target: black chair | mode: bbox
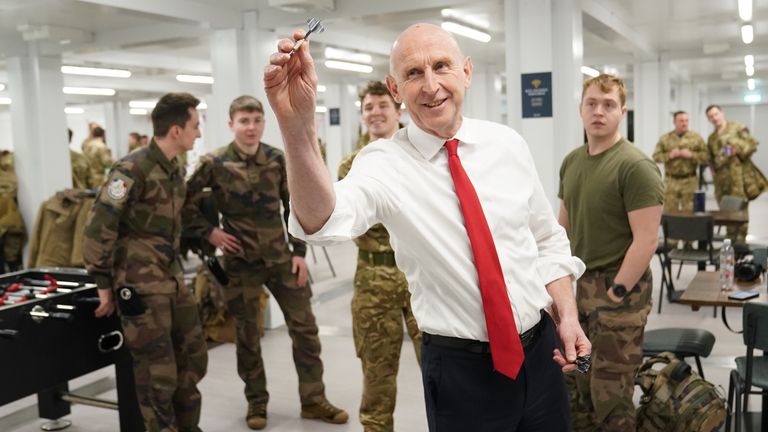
[714,195,748,244]
[726,302,768,432]
[661,214,718,285]
[642,328,715,378]
[655,237,676,313]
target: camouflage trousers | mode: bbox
[222,257,325,406]
[662,175,697,213]
[567,269,652,432]
[118,282,208,432]
[351,259,421,432]
[714,168,749,241]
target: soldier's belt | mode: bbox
[358,249,397,267]
[667,173,697,179]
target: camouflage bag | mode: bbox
[635,352,727,432]
[742,159,768,201]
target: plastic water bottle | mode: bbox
[720,238,735,291]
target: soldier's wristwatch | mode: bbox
[610,283,628,298]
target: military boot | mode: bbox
[246,402,267,430]
[300,397,349,424]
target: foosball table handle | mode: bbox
[0,329,19,339]
[98,330,124,353]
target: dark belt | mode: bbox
[422,315,543,354]
[667,173,697,179]
[358,250,397,267]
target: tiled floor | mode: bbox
[2,190,767,431]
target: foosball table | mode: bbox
[0,268,142,431]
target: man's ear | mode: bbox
[385,75,403,103]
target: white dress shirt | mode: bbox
[289,117,585,340]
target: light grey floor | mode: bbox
[3,190,767,431]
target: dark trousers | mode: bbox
[421,313,570,432]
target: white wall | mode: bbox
[0,109,12,151]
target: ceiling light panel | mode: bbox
[61,65,131,78]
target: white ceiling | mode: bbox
[0,0,764,104]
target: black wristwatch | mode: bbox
[610,283,628,298]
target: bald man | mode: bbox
[264,23,591,431]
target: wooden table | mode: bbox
[678,271,766,332]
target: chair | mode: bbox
[726,303,768,432]
[714,195,748,243]
[642,328,715,378]
[661,214,718,285]
[308,245,337,278]
[655,237,676,313]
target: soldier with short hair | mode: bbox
[183,95,348,430]
[82,125,113,186]
[559,74,663,431]
[652,111,708,212]
[705,104,764,241]
[83,92,208,432]
[338,81,420,432]
[68,128,95,189]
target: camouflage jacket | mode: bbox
[82,138,113,186]
[707,121,759,170]
[652,130,708,177]
[0,151,17,197]
[70,150,96,189]
[183,141,306,264]
[338,133,394,253]
[83,140,185,295]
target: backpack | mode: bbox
[635,352,727,432]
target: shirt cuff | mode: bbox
[536,256,586,287]
[91,273,114,291]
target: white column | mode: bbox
[209,12,278,152]
[318,81,358,180]
[504,0,582,206]
[8,51,71,246]
[634,59,670,156]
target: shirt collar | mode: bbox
[228,141,268,165]
[407,117,476,160]
[148,139,178,174]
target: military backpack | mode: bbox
[635,351,727,432]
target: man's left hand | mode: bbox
[292,256,309,288]
[552,317,591,373]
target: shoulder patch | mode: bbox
[106,171,134,202]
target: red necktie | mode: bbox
[444,138,524,379]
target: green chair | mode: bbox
[726,302,768,432]
[642,328,715,378]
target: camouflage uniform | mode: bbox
[338,133,422,432]
[70,150,96,189]
[652,130,708,212]
[183,141,331,408]
[707,121,758,241]
[567,270,652,431]
[83,140,208,432]
[0,151,25,271]
[82,138,113,186]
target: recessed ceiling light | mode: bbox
[746,65,755,76]
[441,21,491,43]
[129,100,157,109]
[176,74,214,84]
[62,86,116,96]
[747,78,756,90]
[317,84,327,92]
[0,97,11,105]
[197,101,207,110]
[581,66,600,77]
[744,93,761,103]
[324,47,372,64]
[316,106,328,113]
[324,60,373,74]
[64,107,85,114]
[0,83,6,92]
[745,55,755,67]
[61,65,131,78]
[741,24,754,44]
[130,108,148,115]
[739,0,753,21]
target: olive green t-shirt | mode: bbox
[558,138,663,272]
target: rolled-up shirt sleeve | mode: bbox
[288,144,401,245]
[526,154,585,285]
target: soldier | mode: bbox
[68,128,95,189]
[83,93,208,432]
[338,81,420,432]
[559,74,663,431]
[128,131,144,153]
[183,95,348,430]
[705,104,761,241]
[652,111,708,212]
[82,126,113,186]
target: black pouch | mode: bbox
[206,256,229,286]
[116,286,146,316]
